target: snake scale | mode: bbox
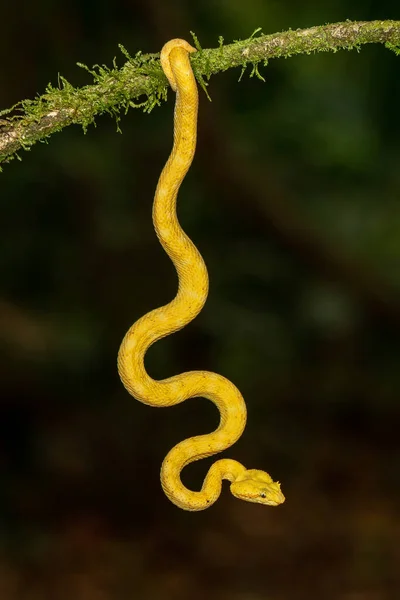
[118,39,285,511]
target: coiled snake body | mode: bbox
[118,39,285,511]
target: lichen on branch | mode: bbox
[0,19,399,167]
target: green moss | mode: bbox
[385,41,400,55]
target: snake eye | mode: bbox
[260,493,266,498]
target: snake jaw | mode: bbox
[230,469,285,506]
[254,482,285,506]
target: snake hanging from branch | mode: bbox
[118,38,285,511]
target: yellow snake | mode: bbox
[118,39,285,511]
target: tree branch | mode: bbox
[0,19,399,166]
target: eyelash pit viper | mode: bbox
[117,38,285,511]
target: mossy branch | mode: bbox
[1,19,399,167]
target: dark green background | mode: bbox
[1,1,400,599]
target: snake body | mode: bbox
[118,39,285,511]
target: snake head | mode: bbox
[230,469,285,506]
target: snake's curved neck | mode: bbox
[162,457,246,511]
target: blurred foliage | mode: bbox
[1,0,400,599]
